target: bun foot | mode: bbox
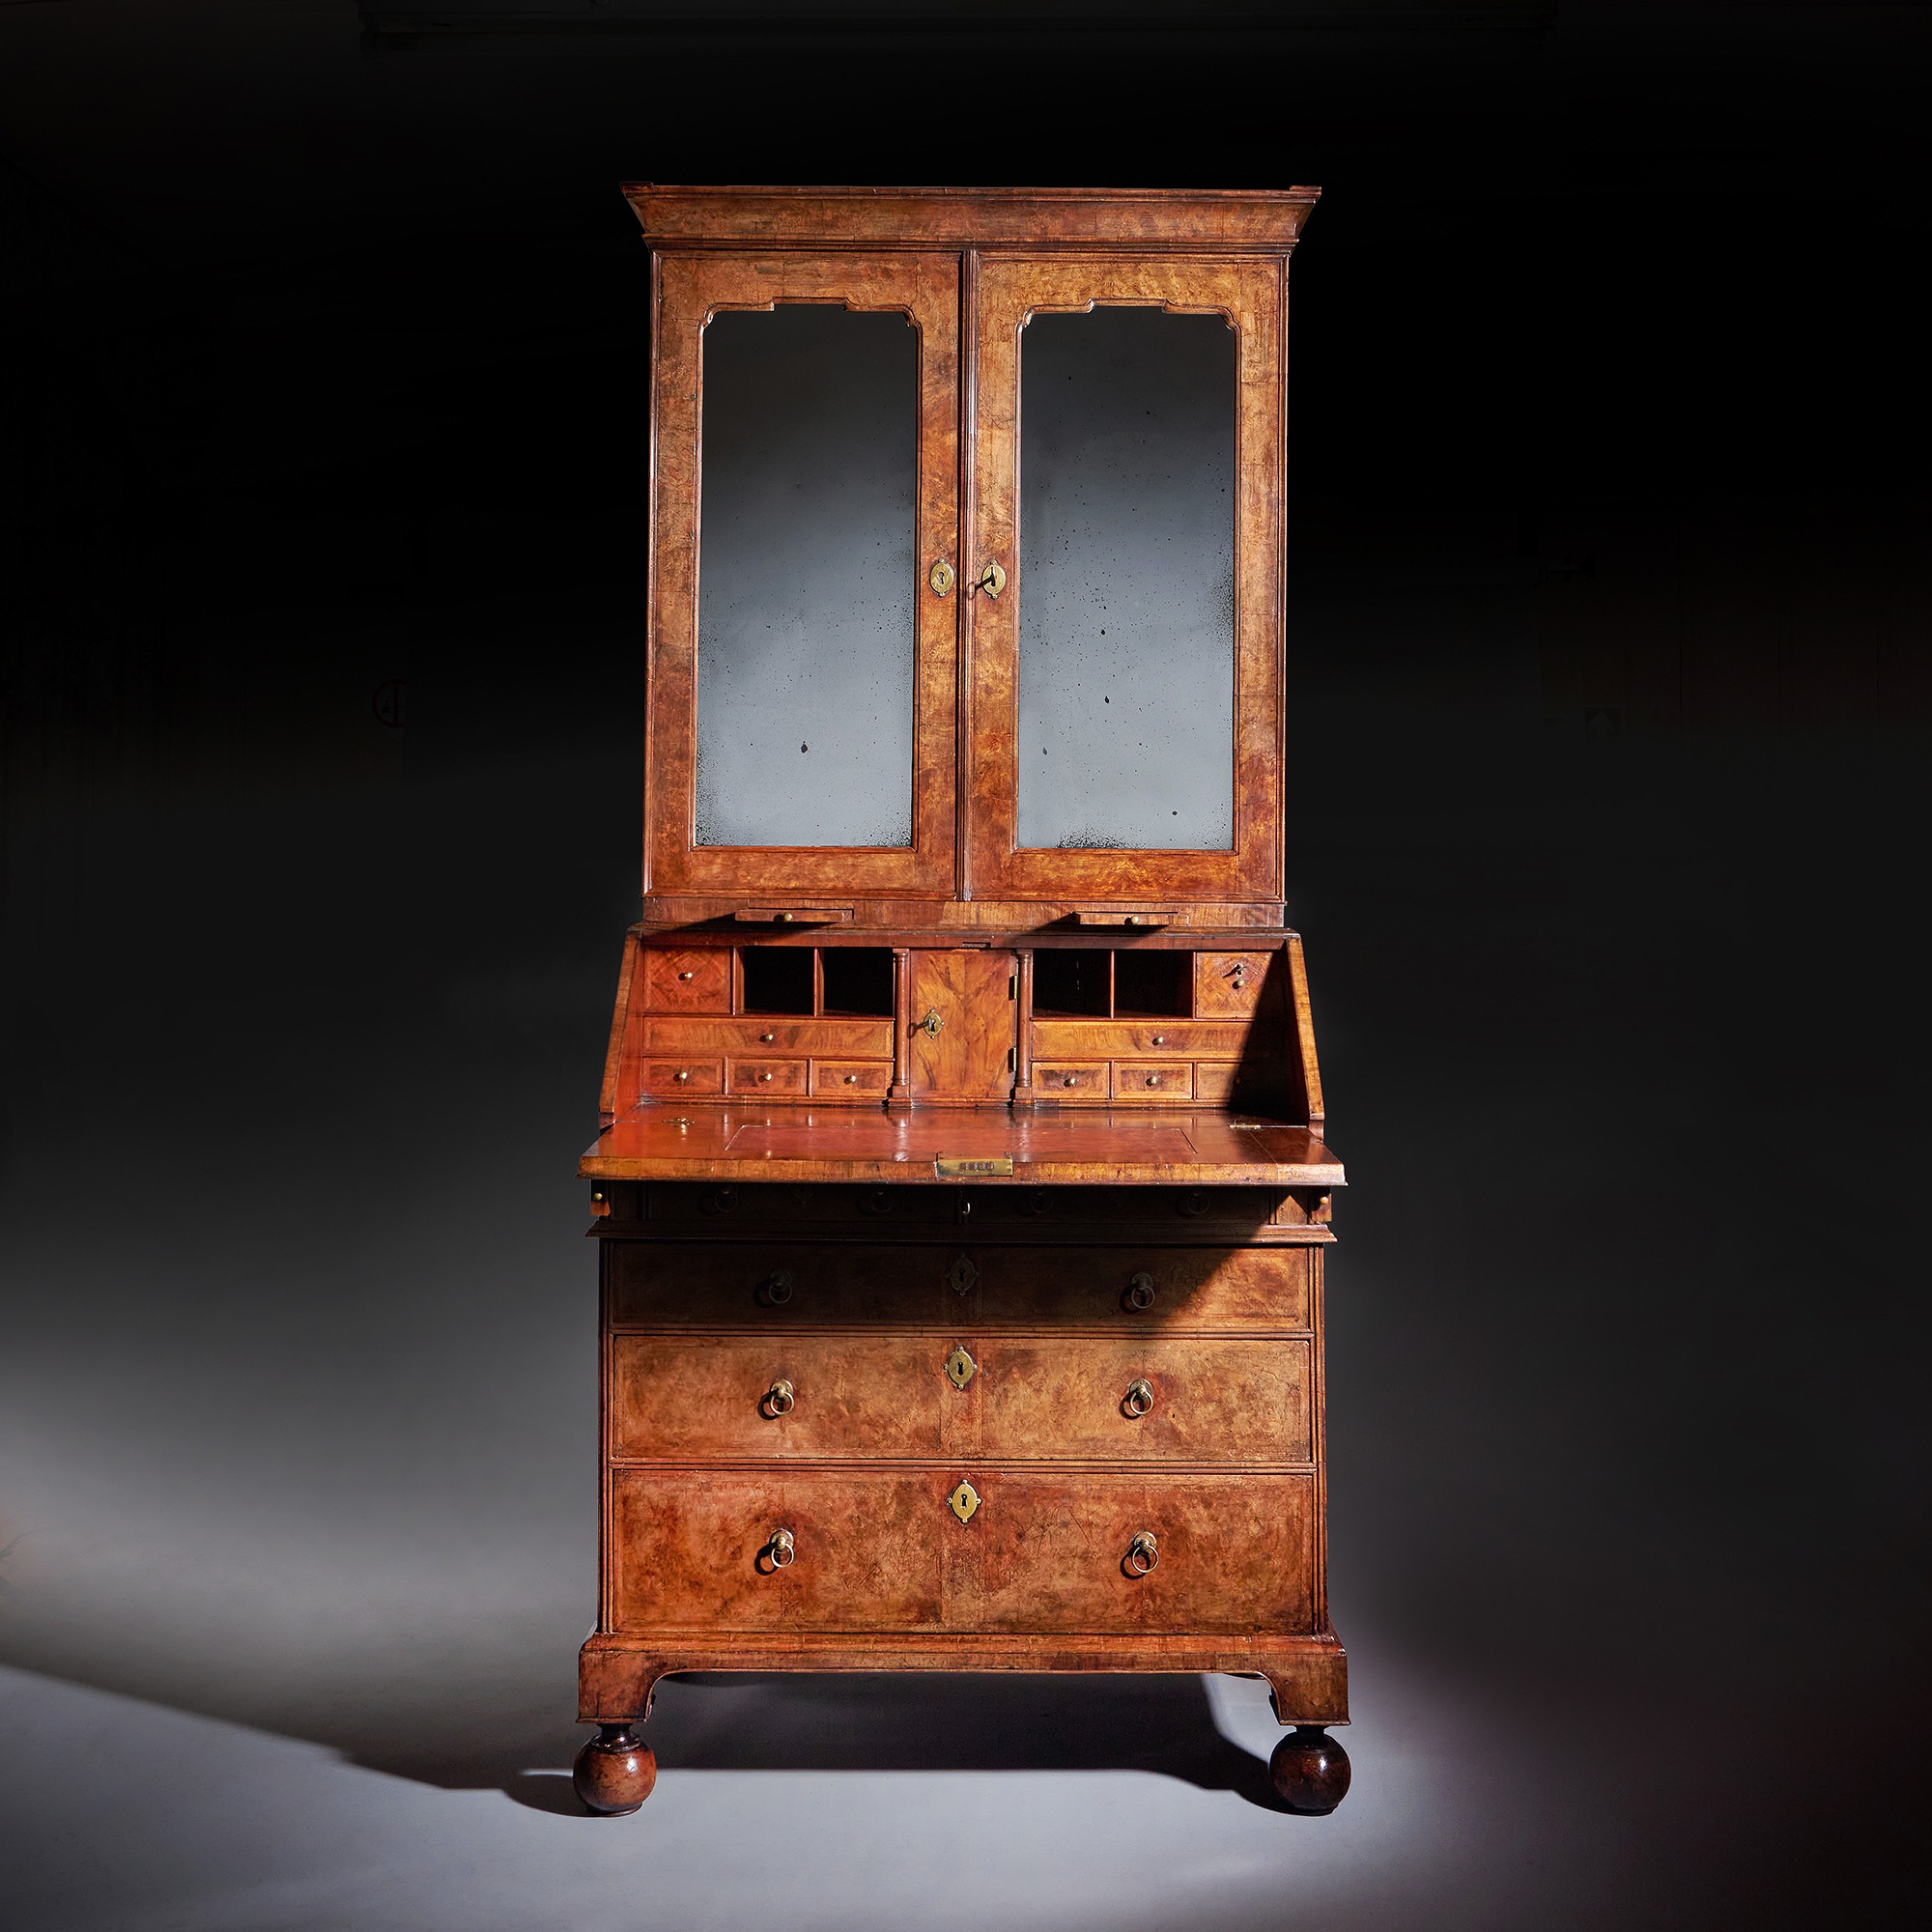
[574,1723,657,1815]
[1269,1725,1351,1814]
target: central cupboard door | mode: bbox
[646,252,961,898]
[965,258,1287,906]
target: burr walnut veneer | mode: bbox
[574,185,1350,1817]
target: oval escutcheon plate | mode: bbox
[948,1480,981,1523]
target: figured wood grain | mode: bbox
[624,185,1320,254]
[907,951,1017,1101]
[966,257,1285,906]
[647,252,959,901]
[582,1108,1345,1187]
[580,1629,1349,1727]
[610,1333,1309,1464]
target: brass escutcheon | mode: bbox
[972,560,1007,599]
[928,559,955,597]
[948,1253,980,1296]
[949,1480,980,1523]
[944,1345,979,1389]
[916,1008,945,1037]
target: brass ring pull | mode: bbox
[761,1268,794,1306]
[764,1378,795,1417]
[768,1527,795,1569]
[1125,1530,1159,1576]
[1124,1270,1156,1312]
[1123,1378,1154,1418]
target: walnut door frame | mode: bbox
[964,257,1287,907]
[644,251,961,900]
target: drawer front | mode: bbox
[974,1337,1309,1463]
[1115,1060,1194,1099]
[954,1472,1314,1634]
[645,1184,960,1227]
[1030,1021,1261,1059]
[610,1240,952,1326]
[611,1333,1309,1463]
[726,1057,810,1096]
[644,1017,894,1057]
[1035,1061,1109,1100]
[639,1057,724,1097]
[812,1059,892,1095]
[608,1242,1310,1331]
[611,1469,946,1633]
[642,947,731,1012]
[612,1335,945,1459]
[610,1469,1312,1634]
[965,1244,1310,1328]
[1193,952,1274,1020]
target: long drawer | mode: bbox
[610,1468,1315,1635]
[611,1334,1311,1463]
[607,1242,1310,1330]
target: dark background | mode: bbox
[3,4,1928,1925]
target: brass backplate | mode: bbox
[947,1253,980,1295]
[944,1345,979,1389]
[948,1480,980,1523]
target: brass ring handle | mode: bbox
[1124,1270,1156,1312]
[1125,1530,1159,1576]
[1123,1378,1154,1418]
[768,1527,795,1569]
[762,1268,794,1305]
[764,1378,795,1416]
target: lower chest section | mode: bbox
[600,1208,1324,1640]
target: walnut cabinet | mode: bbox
[574,186,1350,1818]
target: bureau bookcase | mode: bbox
[573,186,1350,1815]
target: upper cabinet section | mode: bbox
[625,187,1319,923]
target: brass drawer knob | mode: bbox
[763,1378,795,1417]
[673,1069,691,1083]
[1063,1072,1078,1088]
[843,1072,859,1085]
[758,1070,774,1083]
[759,1031,776,1043]
[1124,1271,1156,1312]
[768,1527,796,1569]
[1123,1378,1154,1418]
[1145,1073,1160,1088]
[1151,1034,1166,1046]
[1125,1530,1159,1576]
[678,970,695,981]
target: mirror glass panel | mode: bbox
[696,305,917,846]
[1016,306,1237,850]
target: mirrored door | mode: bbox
[647,253,960,898]
[966,259,1285,904]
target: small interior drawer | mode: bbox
[726,1057,810,1096]
[812,1060,892,1095]
[1035,1062,1109,1099]
[642,947,731,1012]
[1115,1061,1194,1098]
[639,1057,724,1097]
